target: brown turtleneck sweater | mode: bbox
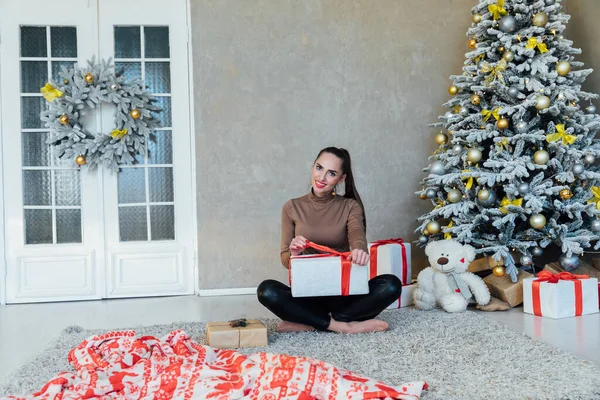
[280,190,367,268]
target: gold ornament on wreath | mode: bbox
[39,57,162,170]
[559,189,573,200]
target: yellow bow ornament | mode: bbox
[526,37,548,53]
[546,124,576,145]
[500,197,523,214]
[462,170,474,190]
[488,0,508,20]
[40,83,64,102]
[587,186,600,210]
[496,137,510,152]
[482,108,501,123]
[444,221,454,240]
[110,128,128,140]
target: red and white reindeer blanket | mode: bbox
[1,330,427,400]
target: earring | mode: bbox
[332,186,337,196]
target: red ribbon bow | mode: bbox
[290,241,353,296]
[369,238,408,283]
[532,271,589,317]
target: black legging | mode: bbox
[257,274,402,331]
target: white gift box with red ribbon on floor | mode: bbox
[368,238,413,309]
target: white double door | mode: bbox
[0,0,196,303]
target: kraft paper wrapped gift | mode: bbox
[385,284,415,309]
[483,270,533,307]
[206,319,267,349]
[544,261,600,279]
[368,238,411,284]
[289,241,369,297]
[523,271,599,319]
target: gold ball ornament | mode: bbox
[467,148,483,163]
[533,149,550,165]
[426,221,441,235]
[75,155,86,166]
[468,38,477,49]
[502,51,515,62]
[530,214,547,230]
[535,95,551,110]
[478,189,490,201]
[419,192,428,200]
[130,109,141,119]
[59,115,69,125]
[533,12,549,27]
[492,265,506,277]
[496,118,509,130]
[472,13,482,23]
[435,132,449,145]
[560,189,573,200]
[63,79,69,84]
[471,94,481,105]
[448,85,459,95]
[84,73,94,84]
[556,61,571,77]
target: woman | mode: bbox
[257,147,402,334]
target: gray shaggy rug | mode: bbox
[1,308,599,399]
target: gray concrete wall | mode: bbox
[190,0,600,289]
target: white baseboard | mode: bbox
[197,287,257,297]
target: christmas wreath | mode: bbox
[40,58,161,170]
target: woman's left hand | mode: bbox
[348,249,369,266]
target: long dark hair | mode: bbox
[315,147,366,230]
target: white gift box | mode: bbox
[386,284,415,309]
[289,254,369,298]
[523,276,599,319]
[368,239,412,284]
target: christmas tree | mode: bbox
[416,0,600,281]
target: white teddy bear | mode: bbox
[413,239,491,313]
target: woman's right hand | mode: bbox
[289,236,308,256]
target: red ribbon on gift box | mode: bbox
[532,270,589,317]
[369,238,408,283]
[290,241,353,296]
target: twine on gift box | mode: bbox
[229,318,248,328]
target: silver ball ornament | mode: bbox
[516,121,528,133]
[499,15,517,33]
[533,150,550,165]
[591,219,600,232]
[453,144,463,154]
[535,95,551,110]
[584,154,595,165]
[544,0,556,5]
[430,161,446,175]
[444,111,454,119]
[459,106,469,117]
[520,255,533,266]
[586,104,597,114]
[419,235,429,245]
[467,148,483,163]
[447,189,462,203]
[426,188,437,199]
[532,247,544,257]
[529,214,547,229]
[559,254,581,271]
[478,190,497,207]
[572,163,585,176]
[508,86,520,99]
[518,183,530,195]
[109,83,119,91]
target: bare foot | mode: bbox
[276,321,315,332]
[327,318,389,334]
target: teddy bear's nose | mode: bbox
[437,257,449,265]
